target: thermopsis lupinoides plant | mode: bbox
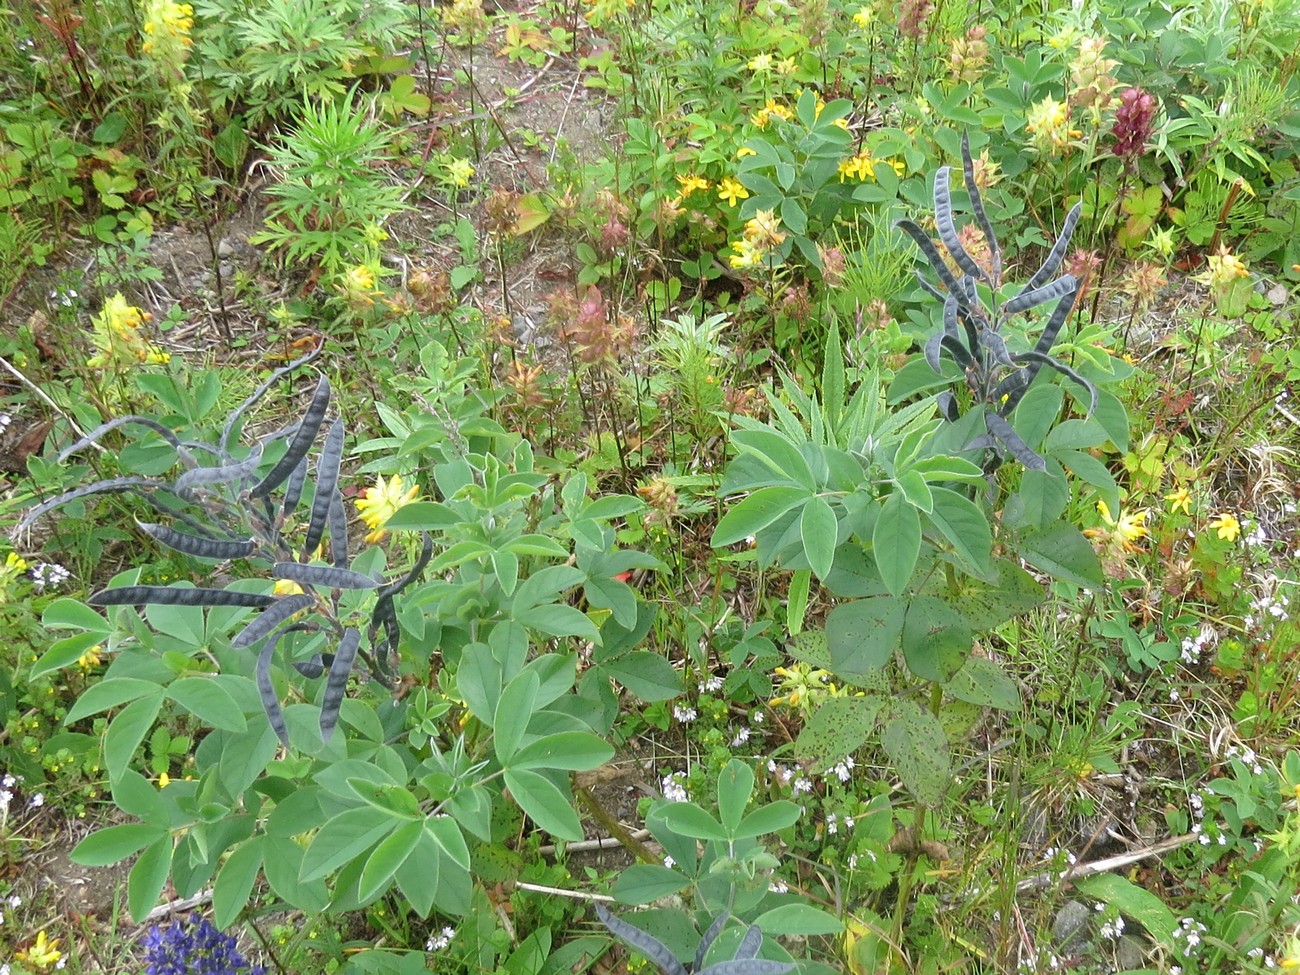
[595,905,794,975]
[16,341,429,747]
[895,132,1096,472]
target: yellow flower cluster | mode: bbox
[729,209,785,269]
[356,474,420,543]
[750,99,794,129]
[335,263,385,310]
[141,0,194,79]
[1,551,28,598]
[717,176,748,208]
[86,293,170,370]
[16,931,62,970]
[838,152,875,182]
[1025,96,1080,155]
[675,172,711,199]
[1203,245,1249,289]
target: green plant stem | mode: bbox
[576,785,660,863]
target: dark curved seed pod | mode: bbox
[272,562,379,590]
[327,489,348,568]
[1003,273,1076,315]
[174,445,264,500]
[1028,282,1079,358]
[985,412,1047,471]
[962,131,1002,286]
[256,631,291,749]
[978,327,1016,370]
[301,419,344,561]
[696,912,731,971]
[232,593,315,650]
[936,391,959,423]
[138,521,256,560]
[220,340,324,458]
[895,219,969,305]
[250,374,331,499]
[281,455,310,520]
[1019,202,1082,295]
[89,585,275,608]
[934,166,987,283]
[732,924,762,961]
[377,532,433,600]
[16,476,165,535]
[914,271,946,304]
[319,627,360,743]
[696,960,794,975]
[594,905,687,975]
[57,416,198,469]
[1012,351,1099,416]
[293,655,326,679]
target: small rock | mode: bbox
[1051,898,1093,952]
[1116,933,1145,970]
[1267,283,1288,306]
[217,237,236,259]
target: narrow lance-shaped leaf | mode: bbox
[327,489,348,569]
[594,905,688,975]
[273,562,379,590]
[250,374,331,498]
[985,412,1047,471]
[1016,203,1082,295]
[895,219,970,305]
[933,166,987,282]
[89,586,275,608]
[301,419,344,561]
[220,339,323,458]
[232,593,315,650]
[256,630,291,748]
[57,416,198,469]
[137,521,255,561]
[696,912,731,972]
[16,476,166,534]
[174,445,264,499]
[320,627,360,743]
[962,131,1002,284]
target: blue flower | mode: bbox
[141,913,266,975]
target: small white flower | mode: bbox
[768,879,788,893]
[730,727,750,747]
[28,793,44,808]
[663,855,675,869]
[672,704,698,724]
[826,813,838,835]
[792,777,813,795]
[1,774,14,788]
[661,772,688,802]
[698,675,725,694]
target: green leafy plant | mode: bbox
[251,93,410,277]
[597,904,794,975]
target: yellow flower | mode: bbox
[851,4,873,28]
[775,56,798,75]
[1025,96,1078,154]
[770,662,833,714]
[717,176,749,207]
[1208,512,1241,542]
[86,293,169,370]
[736,146,757,158]
[141,0,194,67]
[750,99,793,128]
[1203,245,1249,289]
[356,474,421,543]
[78,644,104,670]
[1086,500,1148,549]
[158,772,171,788]
[335,263,384,310]
[744,209,785,248]
[675,172,711,198]
[838,152,874,182]
[443,157,475,189]
[729,238,764,269]
[1164,486,1192,515]
[747,53,773,73]
[16,931,62,970]
[273,579,305,597]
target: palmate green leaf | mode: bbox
[513,603,601,642]
[509,731,613,771]
[111,770,169,826]
[504,768,583,840]
[800,497,838,581]
[394,827,441,918]
[300,806,398,883]
[359,821,423,903]
[794,696,883,773]
[712,486,812,547]
[730,429,816,490]
[166,677,247,732]
[901,596,971,683]
[753,904,844,936]
[880,699,950,806]
[873,493,920,596]
[606,651,683,701]
[71,823,168,866]
[42,597,113,633]
[612,864,690,905]
[734,800,801,839]
[105,693,164,783]
[717,759,755,834]
[427,815,471,871]
[945,657,1020,711]
[660,801,730,842]
[129,835,174,921]
[214,838,264,929]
